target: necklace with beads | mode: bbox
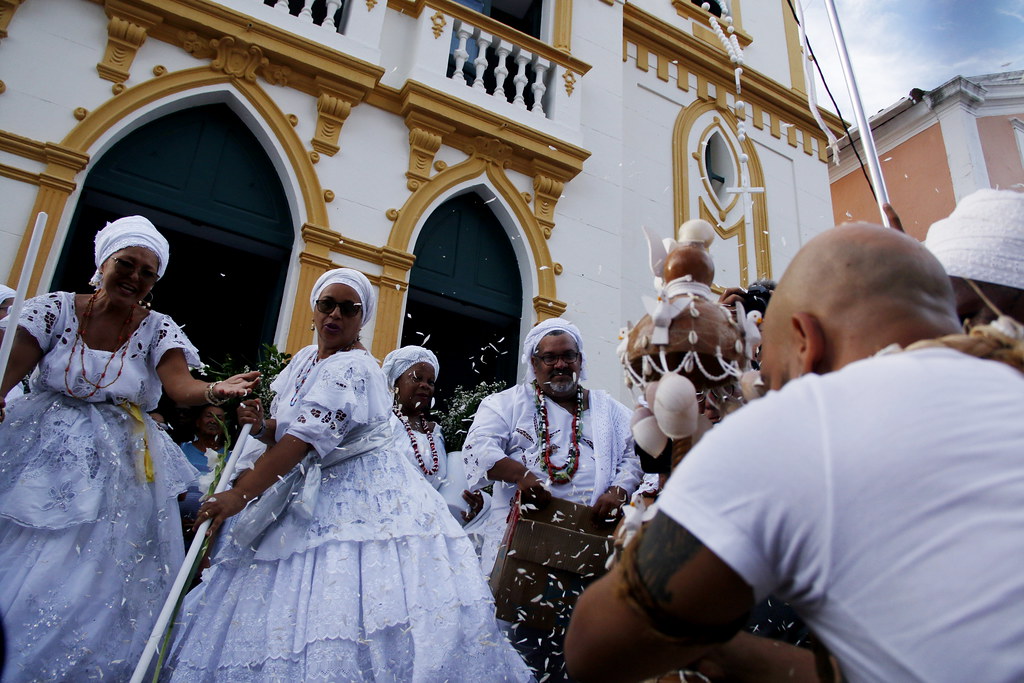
[289,352,321,406]
[532,380,584,484]
[394,407,440,475]
[64,292,136,399]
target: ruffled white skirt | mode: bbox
[0,390,197,681]
[165,446,534,682]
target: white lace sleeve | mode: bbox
[285,357,371,458]
[149,314,201,369]
[2,292,67,353]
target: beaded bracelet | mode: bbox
[205,381,229,406]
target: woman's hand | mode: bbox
[215,371,260,399]
[193,488,251,536]
[238,398,264,430]
[461,490,485,523]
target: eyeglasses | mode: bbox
[111,257,160,284]
[533,351,581,366]
[315,299,363,317]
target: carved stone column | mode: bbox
[404,113,453,191]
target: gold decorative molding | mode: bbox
[553,262,563,275]
[74,107,89,121]
[287,114,298,127]
[552,0,572,52]
[430,11,446,38]
[112,83,126,95]
[310,150,320,163]
[470,136,514,167]
[96,1,163,84]
[0,80,5,94]
[152,65,167,76]
[624,3,844,141]
[0,0,26,41]
[386,208,401,221]
[367,0,378,9]
[532,169,565,239]
[311,76,363,156]
[533,295,567,321]
[404,113,453,190]
[433,160,447,172]
[210,35,268,82]
[324,189,335,202]
[563,71,577,96]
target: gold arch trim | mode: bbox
[8,65,334,354]
[673,99,771,287]
[376,150,563,358]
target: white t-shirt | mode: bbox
[659,348,1024,683]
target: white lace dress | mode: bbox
[0,292,200,681]
[165,346,534,682]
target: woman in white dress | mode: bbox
[382,345,485,524]
[166,268,533,682]
[0,216,257,682]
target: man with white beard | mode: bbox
[464,317,642,682]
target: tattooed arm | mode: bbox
[564,511,754,682]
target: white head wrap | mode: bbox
[381,345,440,387]
[925,189,1024,290]
[91,216,170,287]
[310,267,375,327]
[0,284,15,304]
[521,317,587,382]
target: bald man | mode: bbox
[565,224,1024,682]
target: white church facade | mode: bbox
[0,0,841,399]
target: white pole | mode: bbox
[130,423,253,683]
[0,212,47,410]
[821,0,892,227]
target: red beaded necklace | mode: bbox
[395,407,440,476]
[533,380,584,484]
[64,292,136,399]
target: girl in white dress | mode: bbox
[0,216,257,682]
[166,269,533,682]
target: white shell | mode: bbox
[643,380,660,409]
[652,372,699,439]
[676,219,715,248]
[632,413,668,456]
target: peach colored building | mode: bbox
[830,71,1024,241]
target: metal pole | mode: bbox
[130,423,253,683]
[821,0,892,227]
[0,212,47,418]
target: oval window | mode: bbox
[703,131,735,204]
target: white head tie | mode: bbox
[91,216,170,286]
[381,346,440,387]
[521,317,587,382]
[925,189,1024,290]
[0,284,15,304]
[310,268,375,327]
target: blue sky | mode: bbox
[798,0,1024,118]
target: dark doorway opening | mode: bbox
[52,103,293,369]
[400,193,523,409]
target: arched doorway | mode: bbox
[401,193,523,406]
[53,104,293,367]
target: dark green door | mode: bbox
[53,104,292,369]
[401,193,523,408]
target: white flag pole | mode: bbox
[0,212,47,416]
[130,423,253,683]
[821,0,892,227]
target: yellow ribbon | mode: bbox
[120,402,155,483]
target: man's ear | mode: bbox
[790,312,826,377]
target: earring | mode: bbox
[310,319,315,331]
[139,291,154,309]
[392,386,401,407]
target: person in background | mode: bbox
[382,345,485,524]
[177,404,228,531]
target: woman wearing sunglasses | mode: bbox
[0,215,257,681]
[166,268,532,681]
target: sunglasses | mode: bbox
[111,257,160,284]
[315,299,363,317]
